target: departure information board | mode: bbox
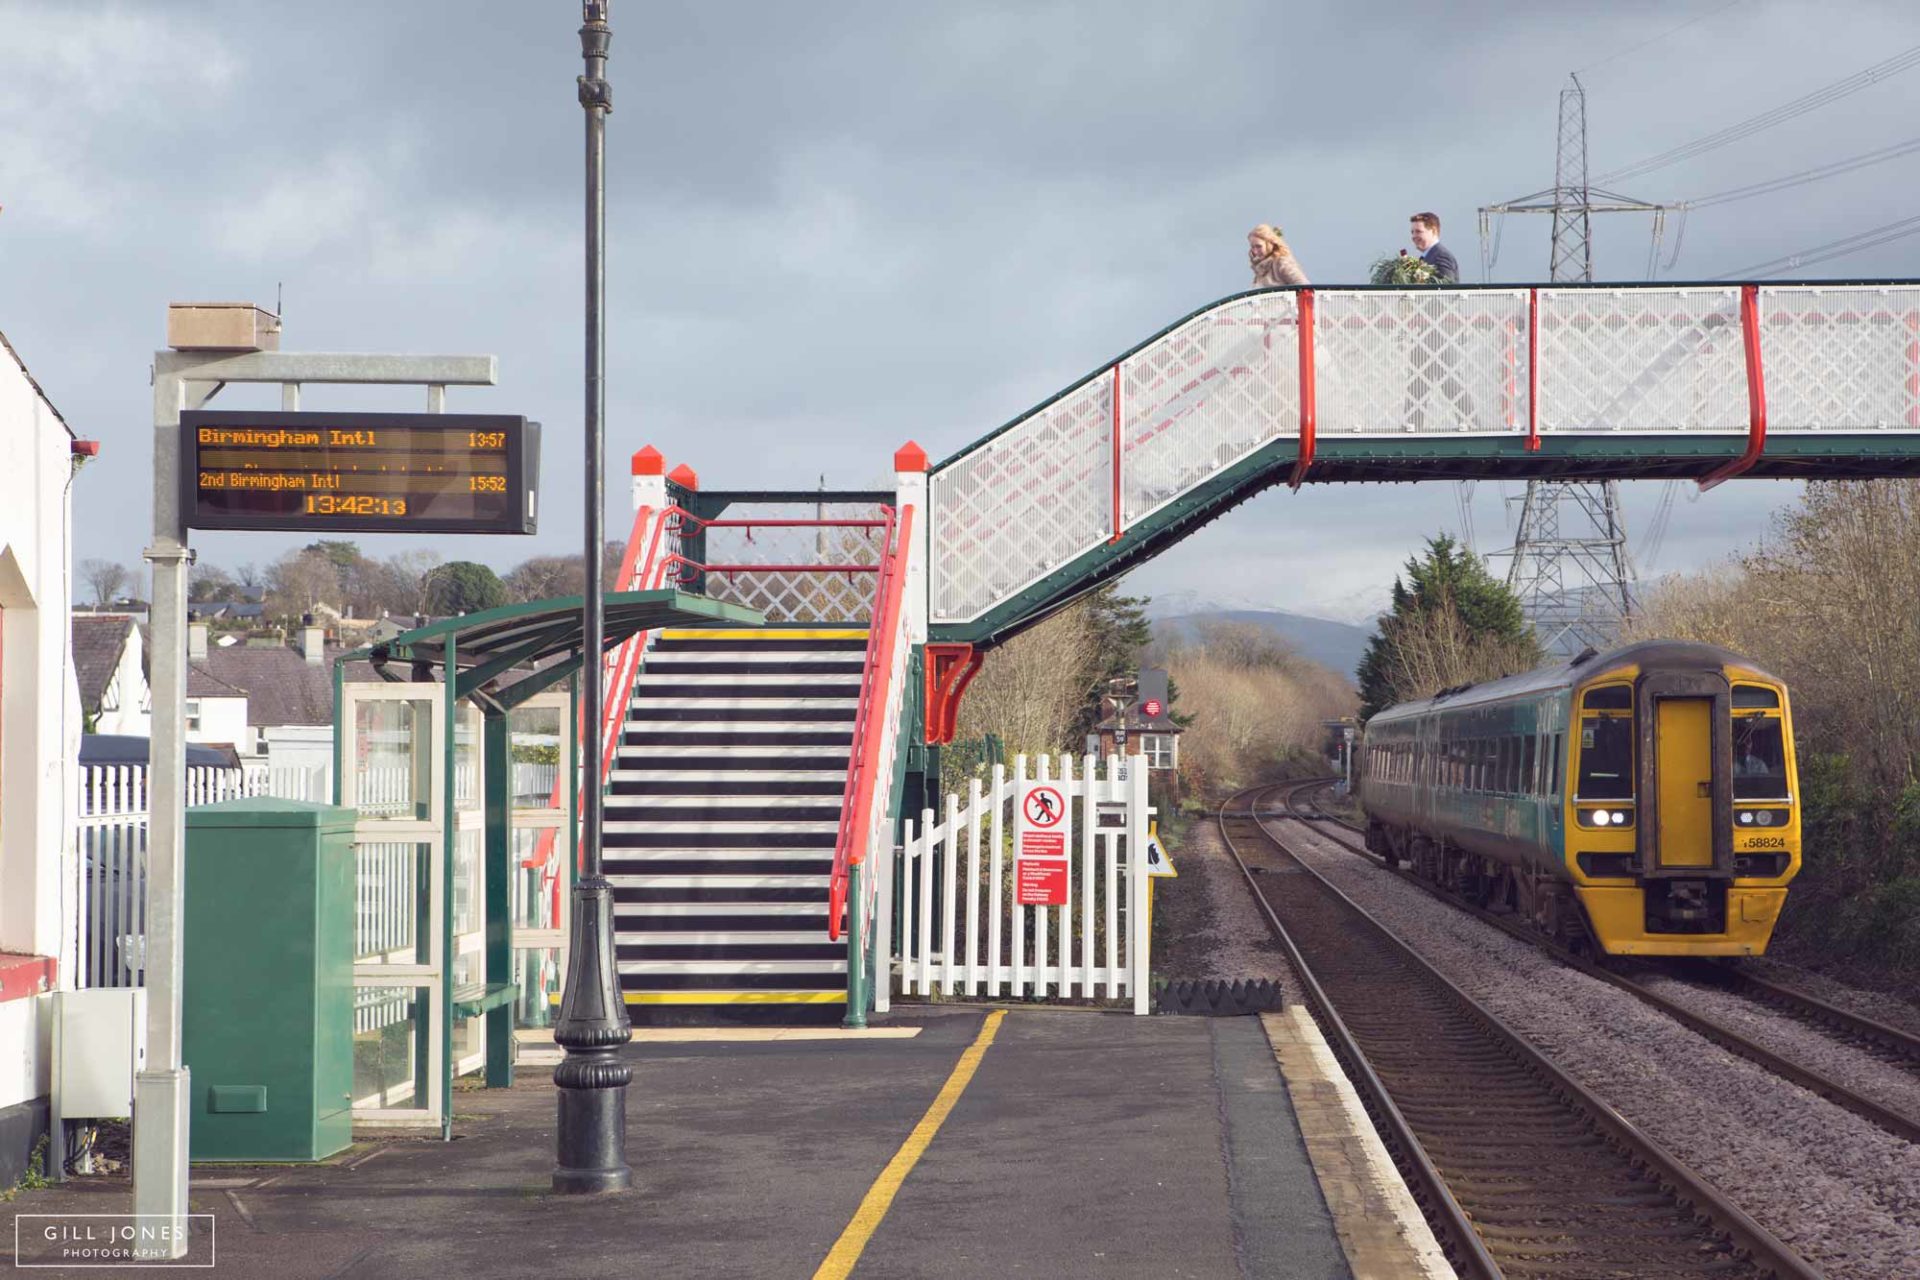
[182,411,539,534]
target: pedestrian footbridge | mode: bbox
[388,279,1920,1027]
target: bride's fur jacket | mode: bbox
[1248,224,1309,287]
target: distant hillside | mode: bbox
[1154,609,1372,684]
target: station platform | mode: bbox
[11,1006,1446,1278]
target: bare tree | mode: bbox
[953,601,1100,764]
[505,555,587,602]
[264,549,342,623]
[1167,624,1354,796]
[81,559,130,608]
[233,562,264,600]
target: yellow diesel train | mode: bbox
[1358,640,1801,957]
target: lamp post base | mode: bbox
[551,876,633,1195]
[553,1067,632,1193]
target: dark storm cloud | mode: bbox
[1,0,1916,616]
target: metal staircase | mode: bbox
[604,628,869,1021]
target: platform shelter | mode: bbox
[330,589,761,1131]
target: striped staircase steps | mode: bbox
[606,628,865,1024]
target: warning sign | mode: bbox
[1016,779,1071,906]
[1022,785,1065,828]
[1143,831,1177,878]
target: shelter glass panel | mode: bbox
[354,697,434,821]
[353,983,431,1112]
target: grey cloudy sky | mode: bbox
[2,0,1916,621]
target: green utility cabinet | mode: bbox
[183,798,356,1162]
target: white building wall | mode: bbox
[0,338,80,1117]
[186,694,251,755]
[93,624,151,737]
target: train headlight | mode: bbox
[1738,811,1755,825]
[1593,810,1612,826]
[1755,810,1776,827]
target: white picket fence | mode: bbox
[890,754,1151,1014]
[77,760,334,989]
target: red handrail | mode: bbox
[1288,289,1317,489]
[523,501,894,919]
[1699,283,1768,491]
[828,504,913,941]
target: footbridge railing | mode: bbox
[928,281,1920,634]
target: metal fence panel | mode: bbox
[931,369,1113,624]
[1316,289,1530,436]
[1120,292,1299,527]
[1762,286,1920,431]
[1539,287,1748,433]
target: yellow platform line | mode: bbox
[659,628,868,641]
[813,1010,1006,1280]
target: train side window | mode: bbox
[1501,738,1516,793]
[1551,733,1563,797]
[1523,737,1537,795]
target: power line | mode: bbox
[1719,211,1920,279]
[1681,132,1920,209]
[1575,0,1745,77]
[1597,44,1920,184]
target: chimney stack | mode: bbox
[188,618,208,661]
[300,613,325,665]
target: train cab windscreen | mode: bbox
[1733,713,1789,800]
[1577,685,1634,800]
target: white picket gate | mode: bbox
[887,754,1151,1015]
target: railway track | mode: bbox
[1281,780,1920,1146]
[1220,782,1821,1280]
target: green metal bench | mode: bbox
[452,981,519,1020]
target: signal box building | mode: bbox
[1090,667,1181,770]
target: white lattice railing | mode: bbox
[930,282,1920,624]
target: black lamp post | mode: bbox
[551,0,633,1195]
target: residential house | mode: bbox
[72,614,150,736]
[187,620,364,779]
[0,330,85,1186]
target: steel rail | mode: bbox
[1288,784,1920,1147]
[1709,970,1920,1068]
[1215,788,1499,1280]
[1227,781,1824,1280]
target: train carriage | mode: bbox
[1358,640,1801,957]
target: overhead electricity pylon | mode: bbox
[1479,76,1675,656]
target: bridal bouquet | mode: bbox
[1369,252,1444,286]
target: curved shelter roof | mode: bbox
[339,588,763,710]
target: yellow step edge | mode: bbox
[660,629,868,641]
[548,991,847,1006]
[626,991,848,1006]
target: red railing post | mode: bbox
[1109,363,1124,543]
[1701,284,1767,491]
[1288,289,1317,489]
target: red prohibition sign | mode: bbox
[1024,786,1065,828]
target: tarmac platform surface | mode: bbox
[10,1006,1374,1279]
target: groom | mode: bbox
[1409,211,1459,282]
[1402,210,1471,430]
